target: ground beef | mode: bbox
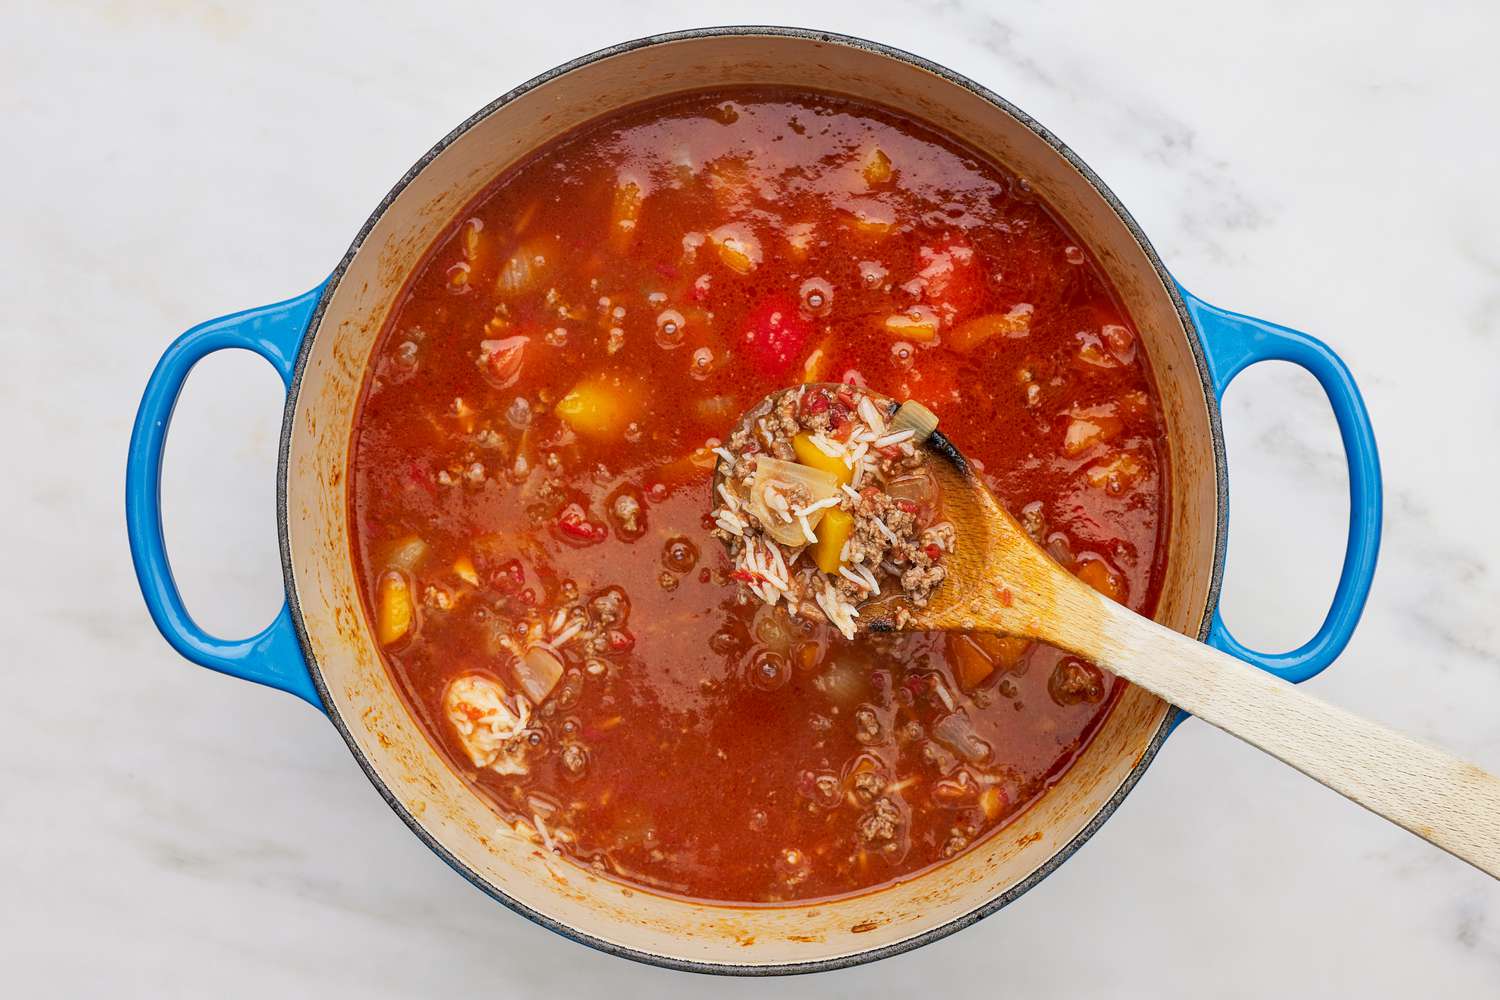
[857,797,903,845]
[611,492,642,535]
[922,521,956,553]
[852,769,887,804]
[875,447,924,478]
[921,739,959,775]
[588,587,629,629]
[560,743,588,775]
[767,392,803,459]
[808,772,841,808]
[940,827,971,858]
[474,427,509,453]
[1049,658,1106,705]
[853,706,883,745]
[537,476,568,511]
[899,562,947,606]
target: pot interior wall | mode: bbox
[283,31,1220,969]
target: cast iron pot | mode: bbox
[126,27,1382,974]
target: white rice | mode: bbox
[764,540,789,585]
[712,446,737,466]
[815,581,859,639]
[716,482,740,511]
[533,812,556,853]
[798,513,817,545]
[809,433,844,458]
[838,565,872,591]
[551,619,583,647]
[872,517,900,544]
[873,428,916,448]
[744,539,764,577]
[794,495,841,517]
[857,396,886,434]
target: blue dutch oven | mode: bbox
[126,28,1379,974]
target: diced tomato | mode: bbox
[478,335,529,387]
[800,389,830,416]
[493,559,526,592]
[556,503,606,545]
[406,461,437,497]
[916,235,982,324]
[828,408,853,440]
[741,296,813,378]
[924,543,943,561]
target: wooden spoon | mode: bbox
[719,388,1500,878]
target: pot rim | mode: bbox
[276,24,1229,976]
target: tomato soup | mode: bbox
[349,88,1168,903]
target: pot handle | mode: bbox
[126,288,325,709]
[1179,284,1382,685]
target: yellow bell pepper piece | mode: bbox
[376,571,414,646]
[811,507,855,574]
[556,372,642,440]
[883,305,940,342]
[452,556,479,587]
[792,432,853,486]
[861,146,893,187]
[709,226,761,274]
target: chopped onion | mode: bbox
[932,709,992,764]
[384,535,429,573]
[752,603,795,655]
[748,456,839,546]
[813,658,869,709]
[514,644,565,704]
[885,470,939,519]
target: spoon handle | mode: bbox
[1085,605,1500,878]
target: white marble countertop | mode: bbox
[5,1,1498,995]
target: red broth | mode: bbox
[349,89,1169,903]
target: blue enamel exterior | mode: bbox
[126,283,1381,712]
[1180,284,1383,685]
[125,285,327,710]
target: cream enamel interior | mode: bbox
[282,32,1221,969]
